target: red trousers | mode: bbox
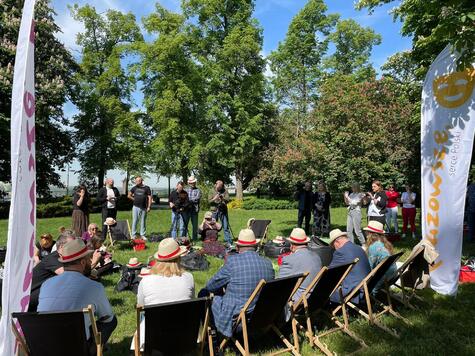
[402,207,416,233]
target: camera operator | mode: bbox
[208,180,232,246]
[169,181,190,238]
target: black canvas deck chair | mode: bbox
[383,245,426,309]
[332,252,405,338]
[11,305,102,356]
[246,218,271,244]
[106,220,131,246]
[290,260,366,356]
[134,297,212,356]
[220,273,308,356]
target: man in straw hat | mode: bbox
[185,175,202,241]
[200,229,274,338]
[37,239,117,353]
[328,228,370,304]
[278,228,322,303]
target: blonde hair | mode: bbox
[151,259,184,277]
[366,232,394,254]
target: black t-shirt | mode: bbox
[29,251,63,311]
[168,190,190,212]
[130,185,152,209]
[35,241,55,260]
[73,192,89,213]
[304,191,313,210]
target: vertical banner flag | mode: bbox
[421,45,475,296]
[0,0,37,354]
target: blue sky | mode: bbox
[51,0,411,190]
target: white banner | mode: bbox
[0,0,37,354]
[421,45,475,296]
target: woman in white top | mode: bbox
[344,183,366,245]
[132,238,195,351]
[401,184,417,239]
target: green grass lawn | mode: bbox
[1,207,475,355]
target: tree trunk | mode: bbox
[235,168,244,200]
[122,169,130,195]
[98,168,105,190]
[167,176,171,198]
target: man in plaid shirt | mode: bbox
[185,176,201,241]
[201,229,274,337]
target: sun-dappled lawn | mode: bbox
[2,207,475,355]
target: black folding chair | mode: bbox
[246,218,271,244]
[290,260,365,355]
[134,297,212,356]
[11,305,102,356]
[220,273,307,356]
[332,252,406,338]
[106,220,131,246]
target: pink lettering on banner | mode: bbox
[29,232,35,257]
[26,120,35,150]
[22,261,33,292]
[20,296,30,312]
[23,91,35,118]
[29,182,35,225]
[28,154,35,171]
[29,20,35,44]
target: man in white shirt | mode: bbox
[97,178,120,239]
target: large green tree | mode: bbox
[183,0,274,199]
[324,19,381,79]
[356,0,475,73]
[0,0,76,196]
[70,5,142,188]
[137,4,205,182]
[268,0,338,136]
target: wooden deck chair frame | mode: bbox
[331,252,405,338]
[383,245,426,309]
[134,297,213,356]
[12,305,102,356]
[246,218,271,246]
[105,220,132,247]
[290,259,367,356]
[220,273,308,356]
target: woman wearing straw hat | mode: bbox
[132,238,195,351]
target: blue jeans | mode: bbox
[171,210,185,238]
[213,210,232,245]
[468,210,475,241]
[185,210,199,241]
[131,206,147,237]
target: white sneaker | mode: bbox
[401,233,406,238]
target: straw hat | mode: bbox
[104,217,116,226]
[328,229,348,245]
[363,221,385,234]
[236,229,259,246]
[287,228,310,244]
[58,239,93,263]
[139,267,151,277]
[154,238,188,261]
[204,211,213,219]
[126,257,141,268]
[187,176,197,184]
[272,236,285,244]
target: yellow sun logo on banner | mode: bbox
[433,68,475,108]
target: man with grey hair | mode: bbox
[29,230,99,311]
[97,178,120,239]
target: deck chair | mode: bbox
[332,252,405,338]
[290,260,366,356]
[11,305,102,356]
[220,273,308,356]
[246,218,271,244]
[134,297,212,356]
[383,245,426,309]
[106,220,131,246]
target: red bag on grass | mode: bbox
[132,239,146,251]
[459,266,475,283]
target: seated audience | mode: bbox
[279,227,322,303]
[199,229,274,338]
[38,239,117,355]
[132,238,194,351]
[87,236,113,278]
[364,221,397,293]
[82,223,99,243]
[28,230,77,312]
[33,233,56,265]
[328,229,371,304]
[199,211,225,257]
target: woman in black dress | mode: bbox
[72,184,89,237]
[313,181,332,236]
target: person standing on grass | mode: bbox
[128,176,152,240]
[365,180,387,226]
[185,176,201,241]
[294,181,313,235]
[401,184,417,239]
[208,180,232,246]
[72,184,90,238]
[344,183,366,246]
[385,184,400,234]
[97,178,120,239]
[169,181,190,238]
[313,181,331,236]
